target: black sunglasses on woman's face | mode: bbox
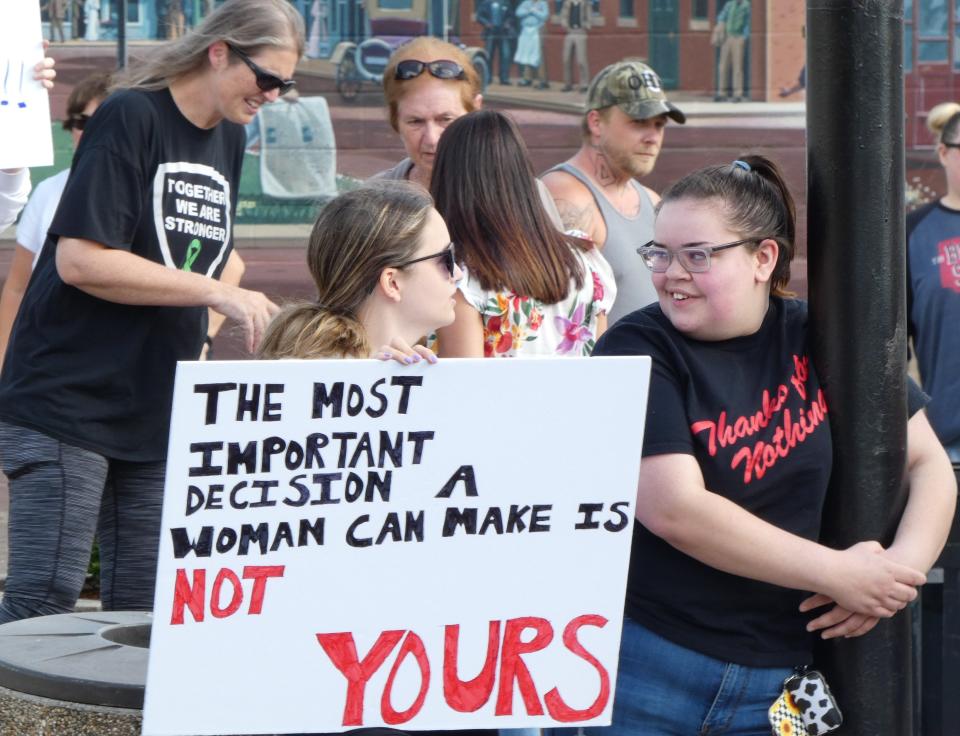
[227,43,297,96]
[66,113,91,131]
[395,243,458,278]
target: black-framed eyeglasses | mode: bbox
[227,43,297,96]
[395,243,457,278]
[65,113,91,131]
[943,141,960,149]
[394,59,466,81]
[636,238,759,273]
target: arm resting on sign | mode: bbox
[635,452,927,619]
[56,237,278,352]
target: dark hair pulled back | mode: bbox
[659,154,796,296]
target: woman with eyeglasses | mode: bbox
[905,103,960,466]
[431,110,614,359]
[259,181,461,364]
[0,0,303,624]
[552,155,956,734]
[0,72,111,371]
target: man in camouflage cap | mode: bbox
[542,60,685,324]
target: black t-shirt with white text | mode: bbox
[595,298,924,667]
[0,88,244,461]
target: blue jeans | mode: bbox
[547,618,792,736]
[484,33,513,82]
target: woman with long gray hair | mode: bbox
[0,0,303,623]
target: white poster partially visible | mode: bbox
[0,2,53,169]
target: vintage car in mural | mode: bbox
[330,0,489,100]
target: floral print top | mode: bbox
[459,245,616,357]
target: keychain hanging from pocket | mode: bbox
[768,667,842,736]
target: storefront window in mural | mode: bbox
[918,0,948,62]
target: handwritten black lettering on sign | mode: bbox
[167,369,633,650]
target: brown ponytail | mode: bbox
[659,154,796,297]
[258,304,369,359]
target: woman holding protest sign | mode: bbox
[0,0,303,624]
[550,155,957,734]
[430,110,615,359]
[261,183,504,736]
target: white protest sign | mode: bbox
[0,2,54,169]
[143,356,650,735]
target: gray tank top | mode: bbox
[547,163,657,324]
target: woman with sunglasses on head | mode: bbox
[374,37,482,190]
[431,110,614,359]
[546,155,956,735]
[373,38,562,228]
[0,0,303,624]
[905,102,960,466]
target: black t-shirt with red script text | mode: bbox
[0,88,244,461]
[596,298,887,667]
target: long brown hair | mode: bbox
[659,154,796,297]
[113,0,304,91]
[430,110,584,303]
[259,182,433,359]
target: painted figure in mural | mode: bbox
[166,0,187,39]
[714,0,751,102]
[0,0,303,625]
[779,65,805,98]
[513,0,549,88]
[84,0,100,41]
[905,102,960,464]
[559,0,591,92]
[476,0,516,84]
[542,60,685,324]
[306,0,329,58]
[44,0,67,43]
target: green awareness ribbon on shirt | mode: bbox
[182,239,202,272]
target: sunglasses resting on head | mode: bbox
[394,59,466,81]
